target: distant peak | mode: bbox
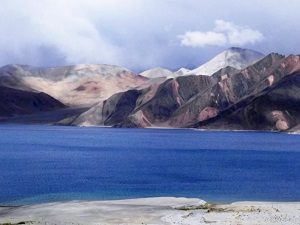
[141,67,174,79]
[185,47,265,76]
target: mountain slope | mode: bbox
[198,73,300,131]
[0,86,65,117]
[64,53,300,131]
[65,75,215,127]
[0,64,148,106]
[185,47,264,76]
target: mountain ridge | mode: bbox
[0,63,149,106]
[3,48,300,132]
[62,53,300,132]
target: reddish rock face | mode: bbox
[267,75,275,86]
[269,111,290,131]
[198,107,219,122]
[271,110,286,121]
[276,120,289,131]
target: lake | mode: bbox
[0,125,299,205]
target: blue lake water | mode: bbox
[0,125,299,205]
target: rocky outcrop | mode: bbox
[211,66,239,81]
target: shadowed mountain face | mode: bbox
[0,86,65,117]
[66,53,300,132]
[197,71,300,131]
[102,90,142,126]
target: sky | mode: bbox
[1,0,300,72]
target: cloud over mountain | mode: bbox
[0,0,125,66]
[179,20,264,48]
[0,0,300,70]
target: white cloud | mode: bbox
[178,31,226,47]
[214,20,264,45]
[179,20,264,47]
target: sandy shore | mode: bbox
[0,197,299,225]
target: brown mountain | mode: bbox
[64,53,300,132]
[0,64,149,107]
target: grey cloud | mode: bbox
[0,0,300,71]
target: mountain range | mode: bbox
[2,47,300,132]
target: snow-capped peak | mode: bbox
[140,67,174,78]
[174,68,191,76]
[186,47,265,76]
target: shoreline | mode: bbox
[1,197,299,225]
[1,122,297,135]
